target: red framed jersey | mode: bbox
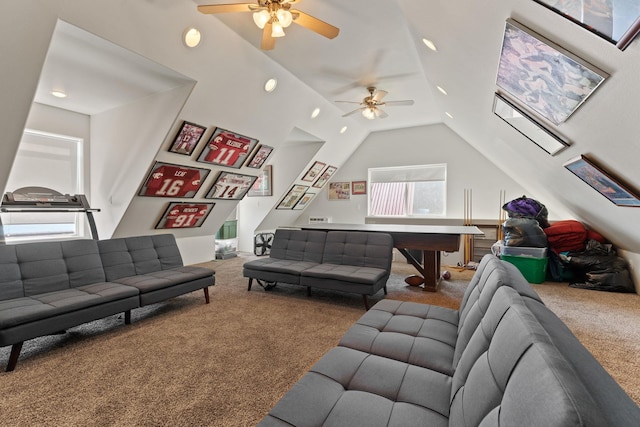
[155,202,214,229]
[197,127,258,168]
[139,162,210,198]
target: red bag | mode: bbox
[544,220,587,254]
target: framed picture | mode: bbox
[564,155,640,207]
[328,182,350,200]
[205,171,257,200]
[351,180,367,195]
[493,93,569,156]
[138,162,210,198]
[155,202,214,229]
[197,127,258,168]
[496,19,607,125]
[276,185,309,209]
[533,0,640,50]
[168,121,207,156]
[247,165,272,197]
[293,192,316,210]
[312,165,337,188]
[246,145,274,169]
[301,161,326,182]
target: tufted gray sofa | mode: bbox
[258,254,640,426]
[243,229,393,309]
[0,233,214,372]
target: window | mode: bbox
[1,129,85,242]
[368,164,446,217]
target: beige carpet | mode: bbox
[0,254,637,426]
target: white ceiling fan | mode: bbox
[197,0,339,50]
[336,86,415,119]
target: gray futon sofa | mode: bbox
[258,254,640,426]
[243,228,393,309]
[0,233,214,371]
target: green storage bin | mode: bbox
[501,254,548,284]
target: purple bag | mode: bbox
[503,195,550,228]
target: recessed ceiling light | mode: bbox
[264,78,277,92]
[437,86,448,95]
[422,38,437,51]
[445,112,454,119]
[183,27,202,48]
[311,108,320,118]
[51,90,67,98]
[340,126,348,134]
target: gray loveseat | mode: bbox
[0,233,214,372]
[258,254,640,426]
[243,229,393,309]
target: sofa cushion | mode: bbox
[321,231,393,270]
[268,229,327,263]
[113,266,213,293]
[61,239,106,287]
[300,263,388,285]
[339,299,458,375]
[0,245,23,301]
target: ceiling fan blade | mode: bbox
[291,10,339,39]
[374,108,389,119]
[384,100,415,106]
[335,100,364,104]
[261,23,276,50]
[197,3,256,14]
[372,90,388,103]
[342,107,365,117]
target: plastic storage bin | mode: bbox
[501,254,548,284]
[501,246,547,258]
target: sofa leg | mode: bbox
[383,285,388,295]
[363,295,370,310]
[248,278,253,291]
[6,342,23,372]
[203,287,210,304]
[307,287,312,297]
[124,310,132,325]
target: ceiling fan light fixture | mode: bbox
[253,10,270,29]
[362,107,376,120]
[271,21,285,37]
[276,9,293,28]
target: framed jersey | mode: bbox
[205,172,257,200]
[155,202,214,229]
[197,127,258,168]
[168,121,207,156]
[139,162,210,198]
[245,144,273,169]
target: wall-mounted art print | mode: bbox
[276,185,309,209]
[168,121,207,156]
[205,171,257,200]
[532,0,640,50]
[246,145,274,169]
[301,161,326,182]
[138,162,210,198]
[564,155,640,207]
[493,93,569,156]
[328,182,350,200]
[312,165,337,188]
[155,202,214,229]
[496,19,607,125]
[197,127,258,168]
[247,165,272,197]
[293,192,316,210]
[351,180,367,195]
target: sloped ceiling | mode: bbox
[15,0,640,254]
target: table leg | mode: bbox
[422,250,440,292]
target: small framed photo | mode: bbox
[277,185,309,209]
[197,127,258,168]
[205,172,257,200]
[293,192,316,210]
[312,165,337,188]
[155,202,214,229]
[328,182,350,200]
[138,162,210,198]
[301,161,326,182]
[564,155,640,207]
[168,121,207,156]
[247,165,273,197]
[351,180,367,195]
[246,145,274,169]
